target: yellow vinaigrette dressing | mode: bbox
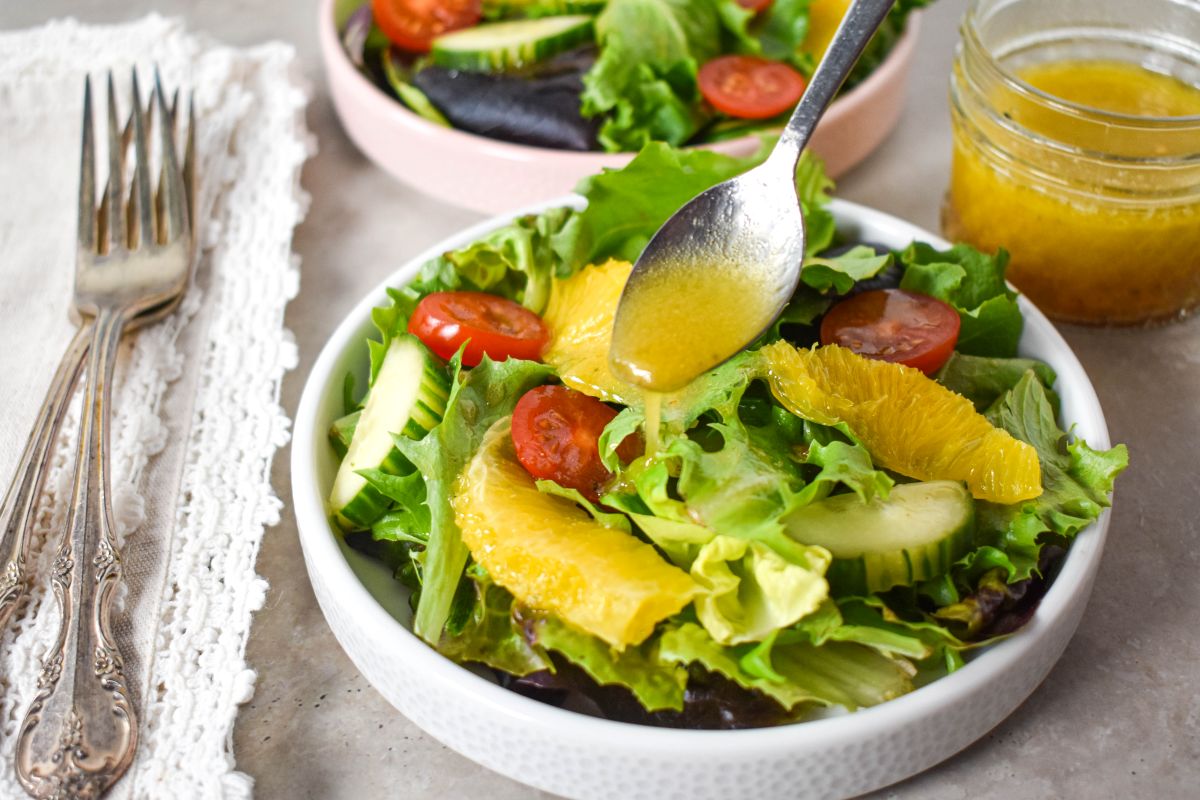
[608,265,779,392]
[608,259,783,453]
[945,56,1200,324]
[642,391,663,458]
[1022,60,1200,119]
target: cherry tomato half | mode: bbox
[736,0,774,12]
[408,291,549,366]
[511,386,640,502]
[698,55,807,120]
[371,0,481,53]
[820,289,962,375]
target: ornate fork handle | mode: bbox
[16,307,138,800]
[0,326,91,632]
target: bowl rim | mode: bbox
[292,195,1112,754]
[315,0,924,163]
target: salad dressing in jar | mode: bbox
[944,0,1200,325]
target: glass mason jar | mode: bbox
[943,0,1200,325]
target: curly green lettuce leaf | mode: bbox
[580,0,801,151]
[363,210,573,371]
[598,350,891,569]
[581,0,724,151]
[626,512,715,566]
[899,242,1023,358]
[442,207,575,314]
[713,0,759,53]
[365,289,419,384]
[361,468,431,543]
[552,142,766,268]
[833,597,966,670]
[597,406,642,473]
[396,356,555,643]
[671,425,805,544]
[438,571,552,676]
[660,623,816,710]
[768,288,832,334]
[804,438,894,503]
[552,141,834,272]
[681,399,891,519]
[795,151,837,256]
[740,596,960,672]
[660,350,759,428]
[755,0,814,67]
[532,617,687,711]
[965,372,1128,584]
[800,246,892,294]
[691,535,830,645]
[935,352,1059,413]
[659,622,915,711]
[534,479,633,531]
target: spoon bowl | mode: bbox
[608,162,806,392]
[608,0,897,392]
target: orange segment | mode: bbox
[452,417,695,648]
[802,0,853,62]
[757,342,1042,504]
[541,259,636,404]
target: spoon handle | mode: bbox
[771,0,897,167]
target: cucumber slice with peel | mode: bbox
[784,481,975,594]
[431,15,595,72]
[482,0,607,19]
[328,409,361,459]
[330,335,449,530]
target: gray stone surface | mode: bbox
[3,1,1197,798]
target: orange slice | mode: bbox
[803,0,853,62]
[452,417,695,648]
[757,341,1042,504]
[541,259,635,404]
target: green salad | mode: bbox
[328,143,1127,728]
[337,0,932,152]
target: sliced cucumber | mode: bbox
[482,0,607,19]
[431,15,595,72]
[328,409,362,460]
[784,481,975,595]
[330,335,450,531]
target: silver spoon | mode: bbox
[609,0,896,393]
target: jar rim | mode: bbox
[963,0,1200,131]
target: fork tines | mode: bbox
[79,68,194,257]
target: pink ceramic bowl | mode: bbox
[317,0,921,214]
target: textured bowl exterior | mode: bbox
[293,199,1113,800]
[317,0,921,214]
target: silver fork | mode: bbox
[0,90,194,638]
[14,69,194,800]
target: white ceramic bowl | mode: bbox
[317,0,921,214]
[293,198,1112,800]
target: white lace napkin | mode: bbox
[0,15,310,798]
